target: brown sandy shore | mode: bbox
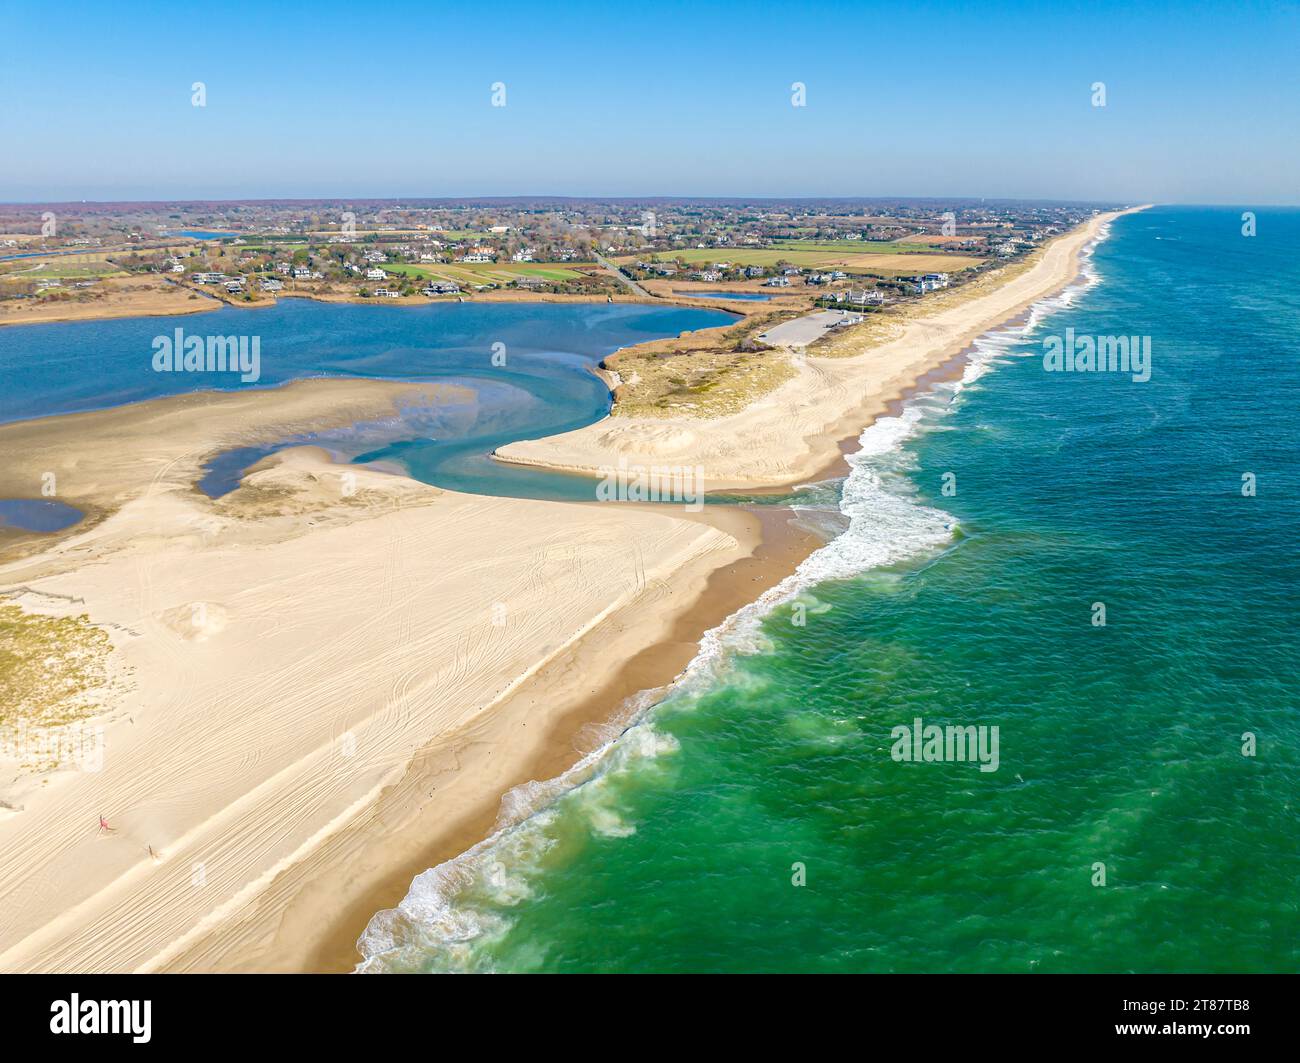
[0,379,802,973]
[0,281,732,329]
[0,276,220,327]
[0,209,1138,973]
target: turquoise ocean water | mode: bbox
[357,207,1300,973]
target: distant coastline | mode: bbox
[0,210,1141,973]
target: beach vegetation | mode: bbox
[0,599,113,746]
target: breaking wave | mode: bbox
[354,224,1113,973]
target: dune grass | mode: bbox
[0,599,113,760]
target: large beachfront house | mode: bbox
[899,272,951,294]
[822,288,886,307]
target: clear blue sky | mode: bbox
[2,0,1295,204]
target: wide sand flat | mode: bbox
[0,387,749,972]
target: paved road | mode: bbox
[593,252,652,298]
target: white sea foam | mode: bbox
[355,718,679,972]
[354,222,1117,973]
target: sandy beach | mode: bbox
[0,381,763,972]
[497,209,1142,488]
[0,211,1134,973]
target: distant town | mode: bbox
[0,197,1111,322]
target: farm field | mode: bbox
[622,247,985,274]
[770,239,936,253]
[0,260,125,281]
[303,229,429,238]
[230,243,310,253]
[379,261,590,285]
[894,233,988,246]
[0,244,195,266]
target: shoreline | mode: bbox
[494,209,1146,491]
[782,302,1043,490]
[0,277,220,329]
[0,209,1138,974]
[0,282,739,330]
[0,435,761,973]
[264,208,1135,972]
[305,208,1134,972]
[166,503,820,973]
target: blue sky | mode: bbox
[1,0,1296,204]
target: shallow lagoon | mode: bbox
[0,300,736,502]
[0,499,84,532]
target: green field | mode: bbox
[0,261,124,281]
[621,247,984,275]
[378,262,590,285]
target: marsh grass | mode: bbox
[609,309,799,417]
[0,599,113,756]
[607,241,1053,416]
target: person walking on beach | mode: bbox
[98,815,114,834]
